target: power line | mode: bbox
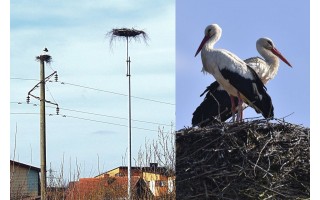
[25,71,59,110]
[46,84,58,105]
[57,106,172,127]
[65,115,159,132]
[11,112,41,115]
[11,77,175,106]
[59,81,174,106]
[10,112,161,132]
[11,101,174,127]
[11,77,39,81]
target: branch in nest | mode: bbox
[176,119,310,199]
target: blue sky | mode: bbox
[9,0,175,179]
[176,0,310,129]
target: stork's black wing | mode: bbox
[192,81,238,127]
[219,65,274,119]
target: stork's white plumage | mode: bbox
[212,38,292,95]
[192,37,292,126]
[246,37,292,84]
[195,24,274,122]
[41,47,49,56]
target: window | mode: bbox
[115,172,124,177]
[155,180,167,187]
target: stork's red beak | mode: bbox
[271,47,292,67]
[195,35,210,57]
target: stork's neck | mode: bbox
[257,47,280,80]
[200,35,221,74]
[203,34,220,52]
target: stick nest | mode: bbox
[107,28,149,46]
[36,55,52,63]
[176,119,310,199]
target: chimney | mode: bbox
[150,163,158,170]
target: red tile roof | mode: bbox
[66,176,142,199]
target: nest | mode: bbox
[36,54,52,63]
[107,28,149,46]
[176,119,310,199]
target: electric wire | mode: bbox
[11,101,174,127]
[45,84,58,105]
[11,75,174,131]
[11,77,175,106]
[10,112,161,132]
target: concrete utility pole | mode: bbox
[27,48,58,200]
[37,48,51,200]
[40,56,46,200]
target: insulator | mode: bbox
[26,96,30,104]
[55,73,58,82]
[56,106,60,115]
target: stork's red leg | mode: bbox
[230,95,236,122]
[236,91,243,122]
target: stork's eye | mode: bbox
[267,40,273,46]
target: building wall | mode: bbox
[10,163,40,199]
[168,176,175,193]
[99,167,141,178]
[148,180,156,195]
[105,168,121,177]
[143,172,169,196]
[95,167,174,197]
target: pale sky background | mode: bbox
[1,0,320,199]
[176,0,310,130]
[9,0,175,180]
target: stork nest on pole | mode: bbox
[107,28,149,46]
[36,55,52,64]
[176,119,310,199]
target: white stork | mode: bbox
[195,24,274,122]
[41,47,49,56]
[192,37,292,126]
[246,37,292,84]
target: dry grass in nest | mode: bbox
[176,119,310,199]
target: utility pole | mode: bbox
[126,37,132,199]
[27,48,58,200]
[108,28,148,200]
[37,48,51,200]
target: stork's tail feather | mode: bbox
[247,89,274,119]
[192,83,235,127]
[200,81,220,97]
